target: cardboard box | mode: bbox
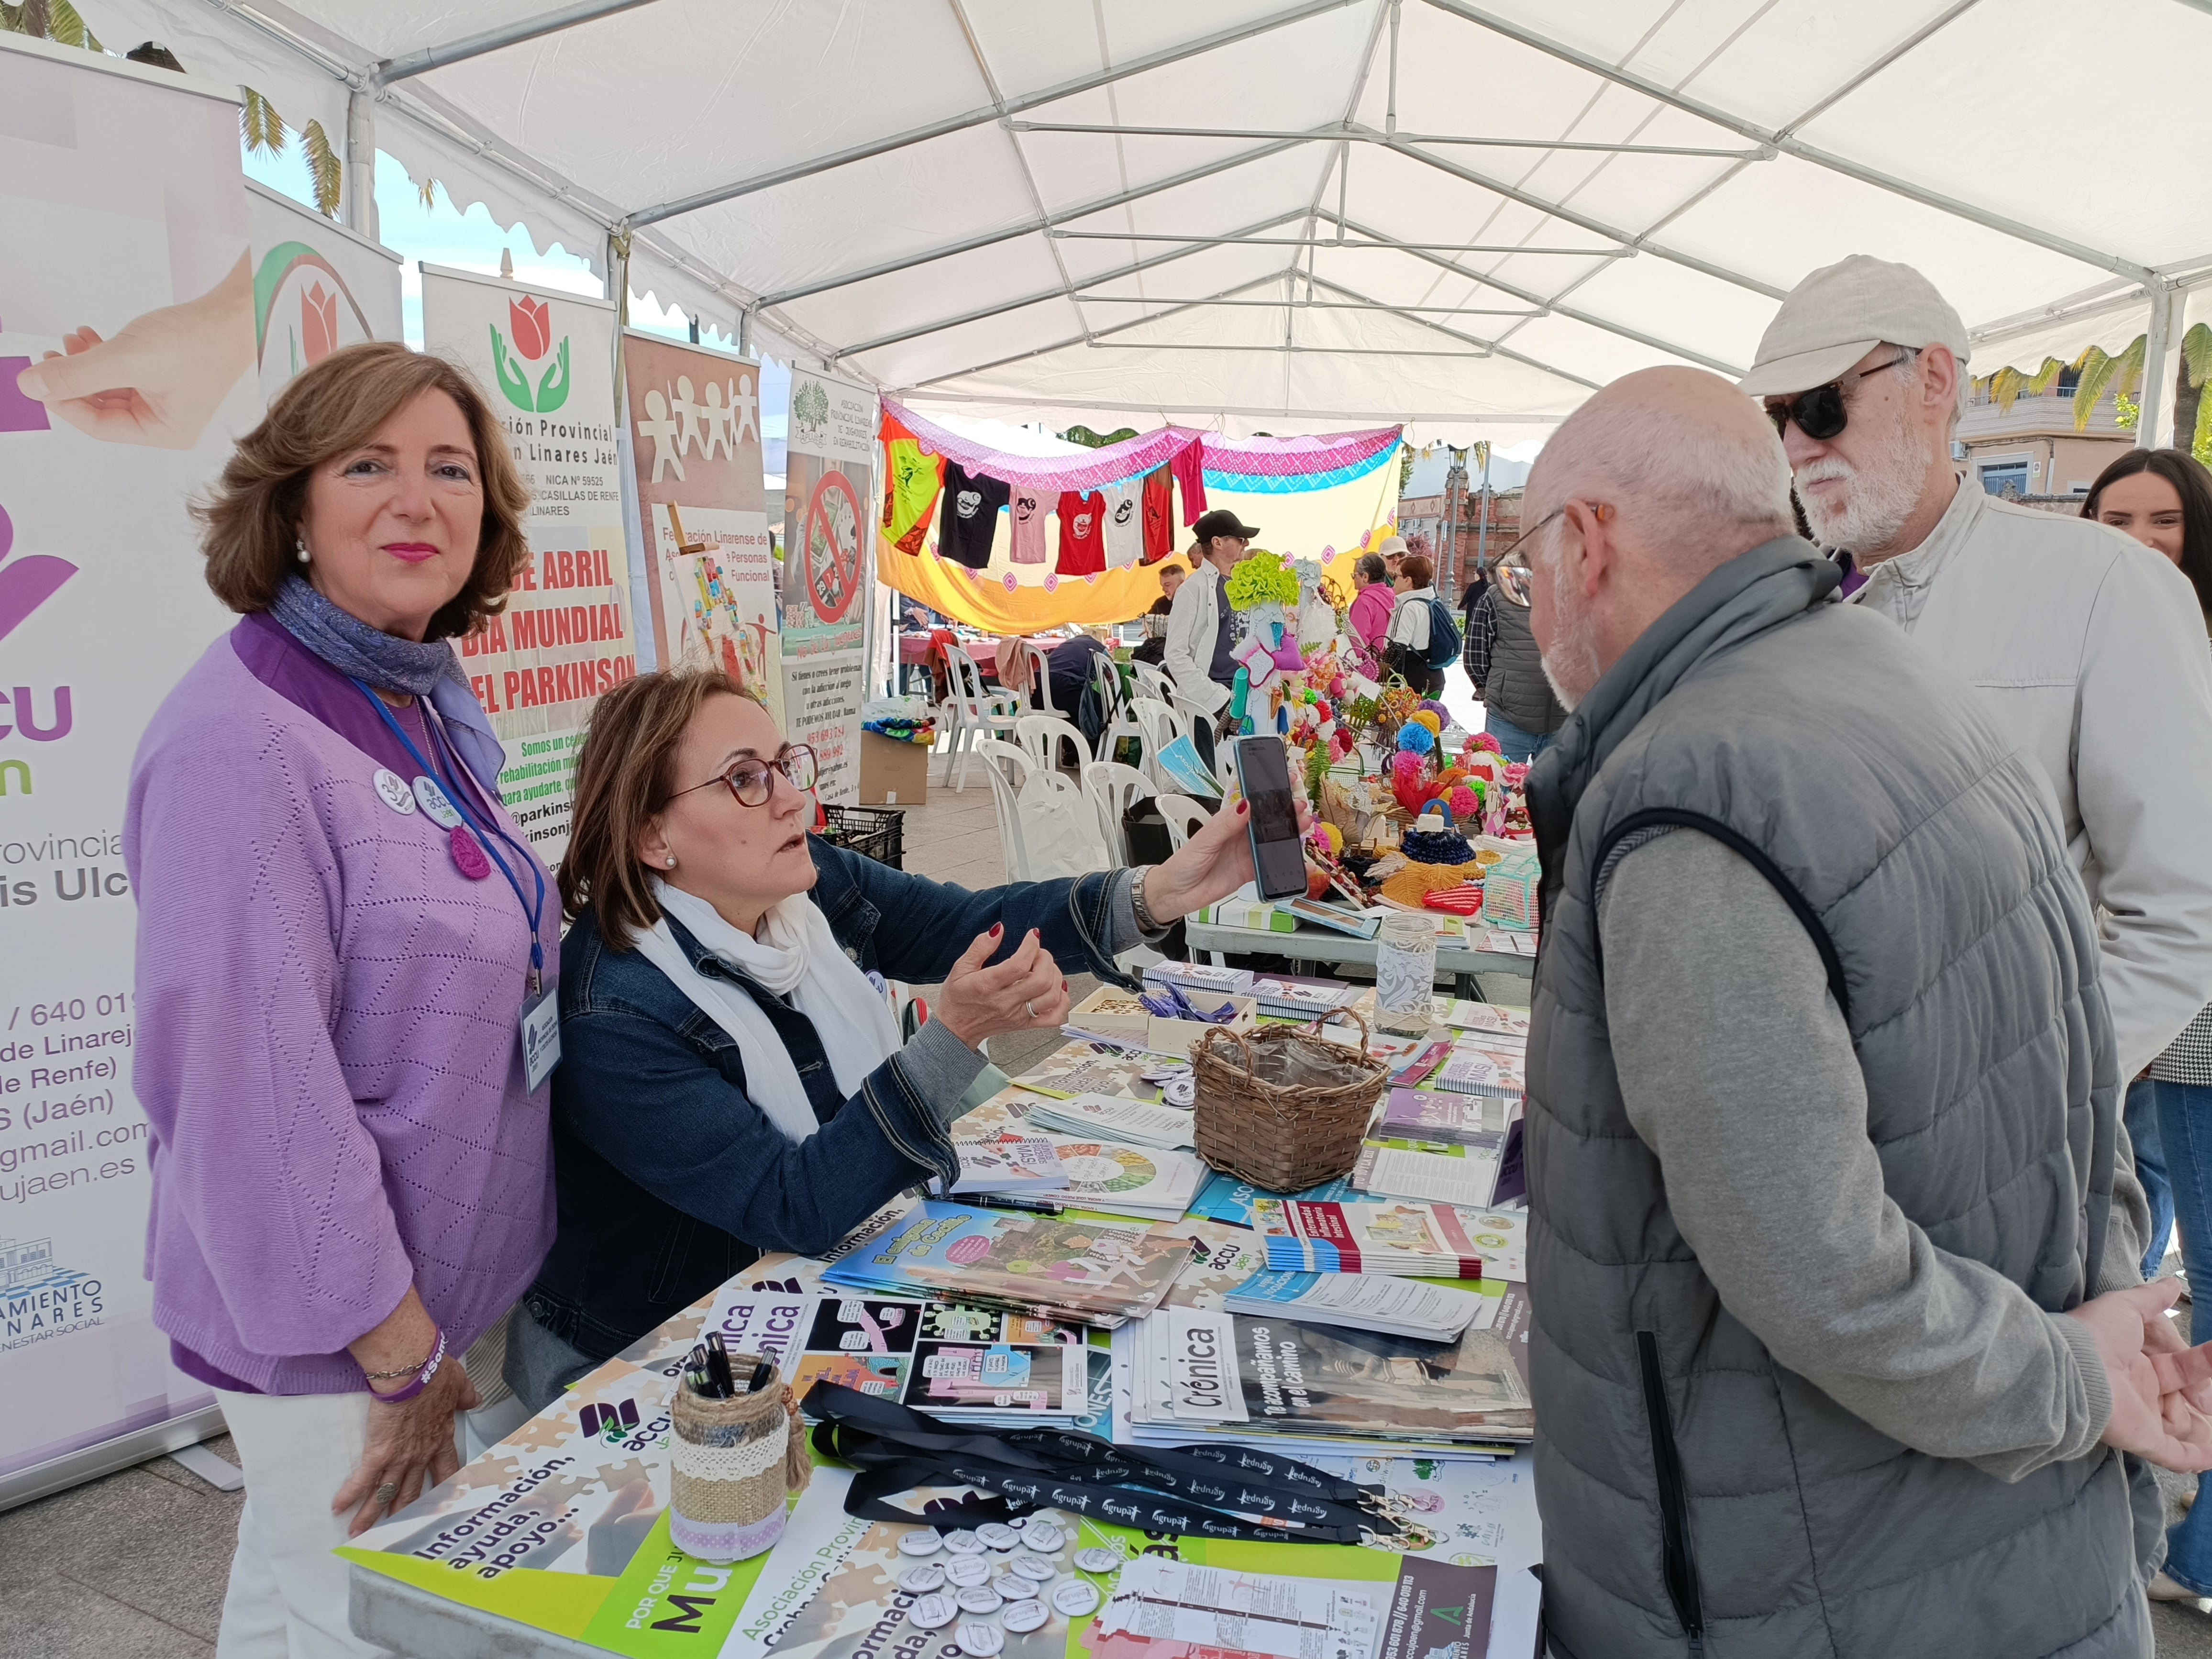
[860,731,929,806]
[1066,984,1257,1057]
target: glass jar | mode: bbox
[1375,911,1438,1016]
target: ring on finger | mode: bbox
[1024,999,1037,1019]
[375,1482,399,1509]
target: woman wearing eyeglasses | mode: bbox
[506,666,1297,1408]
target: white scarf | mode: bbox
[629,877,903,1143]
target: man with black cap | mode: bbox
[1161,508,1259,759]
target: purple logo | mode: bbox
[0,506,77,643]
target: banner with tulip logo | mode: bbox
[420,264,640,857]
[245,181,402,402]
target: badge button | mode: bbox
[373,769,417,815]
[413,774,464,829]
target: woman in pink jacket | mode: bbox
[1347,550,1396,668]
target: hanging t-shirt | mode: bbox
[1100,482,1143,570]
[1171,441,1209,527]
[882,438,944,556]
[1140,465,1176,564]
[1009,487,1049,564]
[1057,489,1106,576]
[936,463,1008,569]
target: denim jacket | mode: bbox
[527,837,1140,1363]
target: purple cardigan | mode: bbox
[123,618,555,1394]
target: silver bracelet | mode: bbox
[1131,867,1162,934]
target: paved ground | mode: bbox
[7,742,2212,1655]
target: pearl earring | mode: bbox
[665,856,676,868]
[295,538,311,564]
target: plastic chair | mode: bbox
[938,643,1021,793]
[1128,660,1176,706]
[1128,697,1188,792]
[1082,760,1152,865]
[1154,792,1212,852]
[978,738,1107,880]
[1098,709,1149,776]
[1021,639,1074,723]
[1014,711,1090,774]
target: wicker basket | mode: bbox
[1190,1012,1391,1191]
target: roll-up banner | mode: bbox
[779,371,877,806]
[245,179,404,401]
[0,37,293,1505]
[621,331,782,730]
[420,265,639,859]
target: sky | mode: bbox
[240,140,791,471]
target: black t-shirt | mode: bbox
[936,464,1009,568]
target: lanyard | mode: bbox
[803,1381,1411,1548]
[349,679,547,993]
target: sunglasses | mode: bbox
[1763,349,1919,442]
[667,744,819,808]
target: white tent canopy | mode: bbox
[74,0,2212,441]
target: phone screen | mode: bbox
[1234,736,1309,901]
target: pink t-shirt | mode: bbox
[1009,487,1048,564]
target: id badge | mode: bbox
[520,985,562,1093]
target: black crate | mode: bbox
[817,803,905,870]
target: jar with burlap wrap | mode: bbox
[668,1381,813,1563]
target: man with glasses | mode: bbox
[1462,550,1564,763]
[1740,255,2212,1100]
[1517,365,2208,1659]
[1161,508,1260,765]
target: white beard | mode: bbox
[1793,398,1927,554]
[1538,583,1603,713]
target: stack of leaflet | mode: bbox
[821,1200,1190,1328]
[1142,960,1254,997]
[1256,1197,1529,1281]
[1351,1137,1503,1209]
[1026,1138,1206,1221]
[1430,1040,1526,1100]
[1250,976,1363,1021]
[1376,1087,1512,1144]
[1432,999,1532,1038]
[1022,1092,1195,1149]
[1224,1268,1486,1340]
[939,1134,1066,1197]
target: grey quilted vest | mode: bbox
[1522,541,2141,1659]
[1483,585,1567,736]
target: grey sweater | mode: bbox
[1598,826,2151,1479]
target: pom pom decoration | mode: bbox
[1395,722,1436,755]
[1448,785,1482,818]
[1470,732,1503,755]
[1409,710,1442,736]
[1419,700,1451,723]
[1311,821,1344,857]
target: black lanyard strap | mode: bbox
[803,1381,1407,1548]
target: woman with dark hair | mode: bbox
[2083,445,2212,1604]
[1347,551,1395,661]
[126,342,549,1651]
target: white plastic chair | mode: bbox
[1098,709,1150,777]
[977,738,1107,880]
[1082,760,1152,865]
[1129,697,1188,792]
[1128,660,1176,706]
[1014,711,1089,774]
[1155,792,1213,852]
[938,643,1020,792]
[1021,639,1074,723]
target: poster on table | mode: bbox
[779,370,876,804]
[0,38,265,1501]
[245,178,403,402]
[620,331,782,729]
[420,263,638,858]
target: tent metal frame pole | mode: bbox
[1304,272,1604,388]
[622,0,1359,228]
[1087,343,1501,357]
[1047,232,1628,254]
[343,87,378,239]
[1070,297,1543,314]
[1005,122,1766,160]
[376,0,663,84]
[752,133,1326,307]
[2140,284,2186,448]
[1323,211,1747,375]
[829,209,1315,358]
[1418,0,2157,284]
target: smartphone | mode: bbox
[1233,735,1310,901]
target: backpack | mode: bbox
[1421,597,1462,669]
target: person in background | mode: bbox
[2082,445,2212,1605]
[1516,364,2196,1659]
[1130,561,1184,666]
[1381,552,1455,695]
[1162,508,1258,763]
[1464,568,1565,763]
[1380,533,1407,583]
[1038,630,1111,747]
[126,343,551,1656]
[512,668,1307,1403]
[1347,552,1396,664]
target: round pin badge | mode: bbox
[955,1621,1006,1657]
[373,769,418,816]
[898,1564,947,1594]
[976,1522,1022,1552]
[910,1593,958,1630]
[1001,1599,1051,1634]
[1007,1553,1056,1582]
[1072,1548,1120,1575]
[944,1555,992,1588]
[942,1529,985,1555]
[411,774,464,829]
[955,1586,1004,1615]
[898,1528,945,1558]
[1018,1521,1064,1554]
[1051,1581,1102,1618]
[998,1574,1040,1601]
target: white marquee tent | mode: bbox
[60,0,2212,442]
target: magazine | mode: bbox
[821,1201,1192,1327]
[1187,1169,1361,1229]
[1223,1268,1487,1341]
[1154,733,1223,798]
[1158,1217,1278,1309]
[1352,1138,1504,1209]
[1257,1200,1528,1281]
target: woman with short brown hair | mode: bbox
[125,341,554,1656]
[509,666,1305,1410]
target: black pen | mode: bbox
[964,1193,1065,1217]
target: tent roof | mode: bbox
[88,0,2212,439]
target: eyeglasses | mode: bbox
[1763,348,1920,442]
[1488,502,1612,608]
[667,744,818,808]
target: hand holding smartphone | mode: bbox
[1232,735,1310,901]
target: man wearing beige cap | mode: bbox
[1744,255,2212,1087]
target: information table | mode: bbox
[1183,916,1536,999]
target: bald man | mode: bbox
[1515,368,2207,1658]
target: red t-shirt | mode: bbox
[1057,489,1107,575]
[1140,465,1175,564]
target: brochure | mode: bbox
[1015,1044,1167,1101]
[1023,1092,1197,1149]
[1283,897,1383,939]
[821,1201,1192,1327]
[1224,1269,1487,1342]
[1098,1553,1383,1659]
[1251,978,1365,1021]
[1187,1170,1362,1229]
[1377,1088,1511,1146]
[1257,1200,1528,1281]
[1351,1138,1504,1210]
[1429,1000,1530,1039]
[1155,733,1223,799]
[1030,1139,1206,1221]
[1429,1045,1525,1099]
[946,1134,1068,1195]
